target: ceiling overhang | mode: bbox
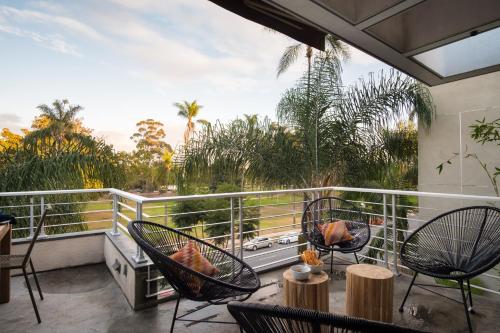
[210,0,500,86]
[208,0,326,50]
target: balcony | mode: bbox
[1,187,499,332]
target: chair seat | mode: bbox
[0,254,25,269]
[401,252,495,280]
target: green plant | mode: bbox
[437,117,500,196]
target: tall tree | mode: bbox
[26,99,92,151]
[0,99,124,237]
[129,119,172,191]
[277,59,434,189]
[130,119,171,164]
[174,100,206,144]
[277,36,350,176]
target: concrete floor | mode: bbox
[1,263,499,333]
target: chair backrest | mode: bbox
[128,220,258,300]
[22,208,48,266]
[401,206,500,278]
[228,302,428,333]
[301,196,370,247]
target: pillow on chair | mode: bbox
[318,220,353,246]
[169,240,220,293]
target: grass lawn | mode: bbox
[81,193,301,237]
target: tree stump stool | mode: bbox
[346,264,394,323]
[283,269,329,312]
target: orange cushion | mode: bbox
[169,240,220,293]
[318,220,353,246]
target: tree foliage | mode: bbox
[126,119,173,191]
[0,99,124,237]
[174,100,207,144]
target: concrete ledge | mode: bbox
[104,231,158,310]
[11,231,105,274]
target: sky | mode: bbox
[0,0,387,151]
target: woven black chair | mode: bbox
[399,206,500,333]
[228,302,428,333]
[0,209,47,323]
[128,220,260,333]
[302,197,370,273]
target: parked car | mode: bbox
[243,237,273,251]
[277,232,299,244]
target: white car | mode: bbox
[277,232,299,244]
[243,237,273,251]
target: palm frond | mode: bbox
[277,43,303,77]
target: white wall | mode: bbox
[418,71,500,214]
[11,232,105,274]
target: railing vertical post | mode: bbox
[132,201,147,264]
[239,196,244,261]
[29,196,35,239]
[39,196,46,238]
[230,197,235,278]
[383,194,388,268]
[292,191,296,228]
[230,197,235,256]
[164,203,168,226]
[111,194,120,236]
[391,194,399,275]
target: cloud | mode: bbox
[0,113,25,132]
[0,24,82,57]
[0,5,105,41]
[0,1,296,90]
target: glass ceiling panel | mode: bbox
[366,0,500,53]
[412,27,500,77]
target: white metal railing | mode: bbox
[0,187,499,299]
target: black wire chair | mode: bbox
[128,220,260,333]
[0,209,47,323]
[228,302,428,333]
[302,197,370,272]
[399,206,500,333]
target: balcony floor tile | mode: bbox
[1,263,499,332]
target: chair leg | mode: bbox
[354,252,359,264]
[459,281,473,333]
[30,259,43,300]
[170,295,181,333]
[399,271,418,312]
[330,251,333,274]
[466,279,474,314]
[23,267,41,324]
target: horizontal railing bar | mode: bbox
[252,254,300,269]
[44,219,111,228]
[2,187,499,205]
[133,186,500,204]
[243,242,306,259]
[117,212,132,222]
[117,222,129,234]
[0,188,111,197]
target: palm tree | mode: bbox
[35,99,83,141]
[174,100,207,144]
[277,35,350,78]
[0,99,124,237]
[277,36,350,177]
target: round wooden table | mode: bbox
[283,269,329,312]
[345,264,394,323]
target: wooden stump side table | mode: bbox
[283,269,329,312]
[346,264,394,323]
